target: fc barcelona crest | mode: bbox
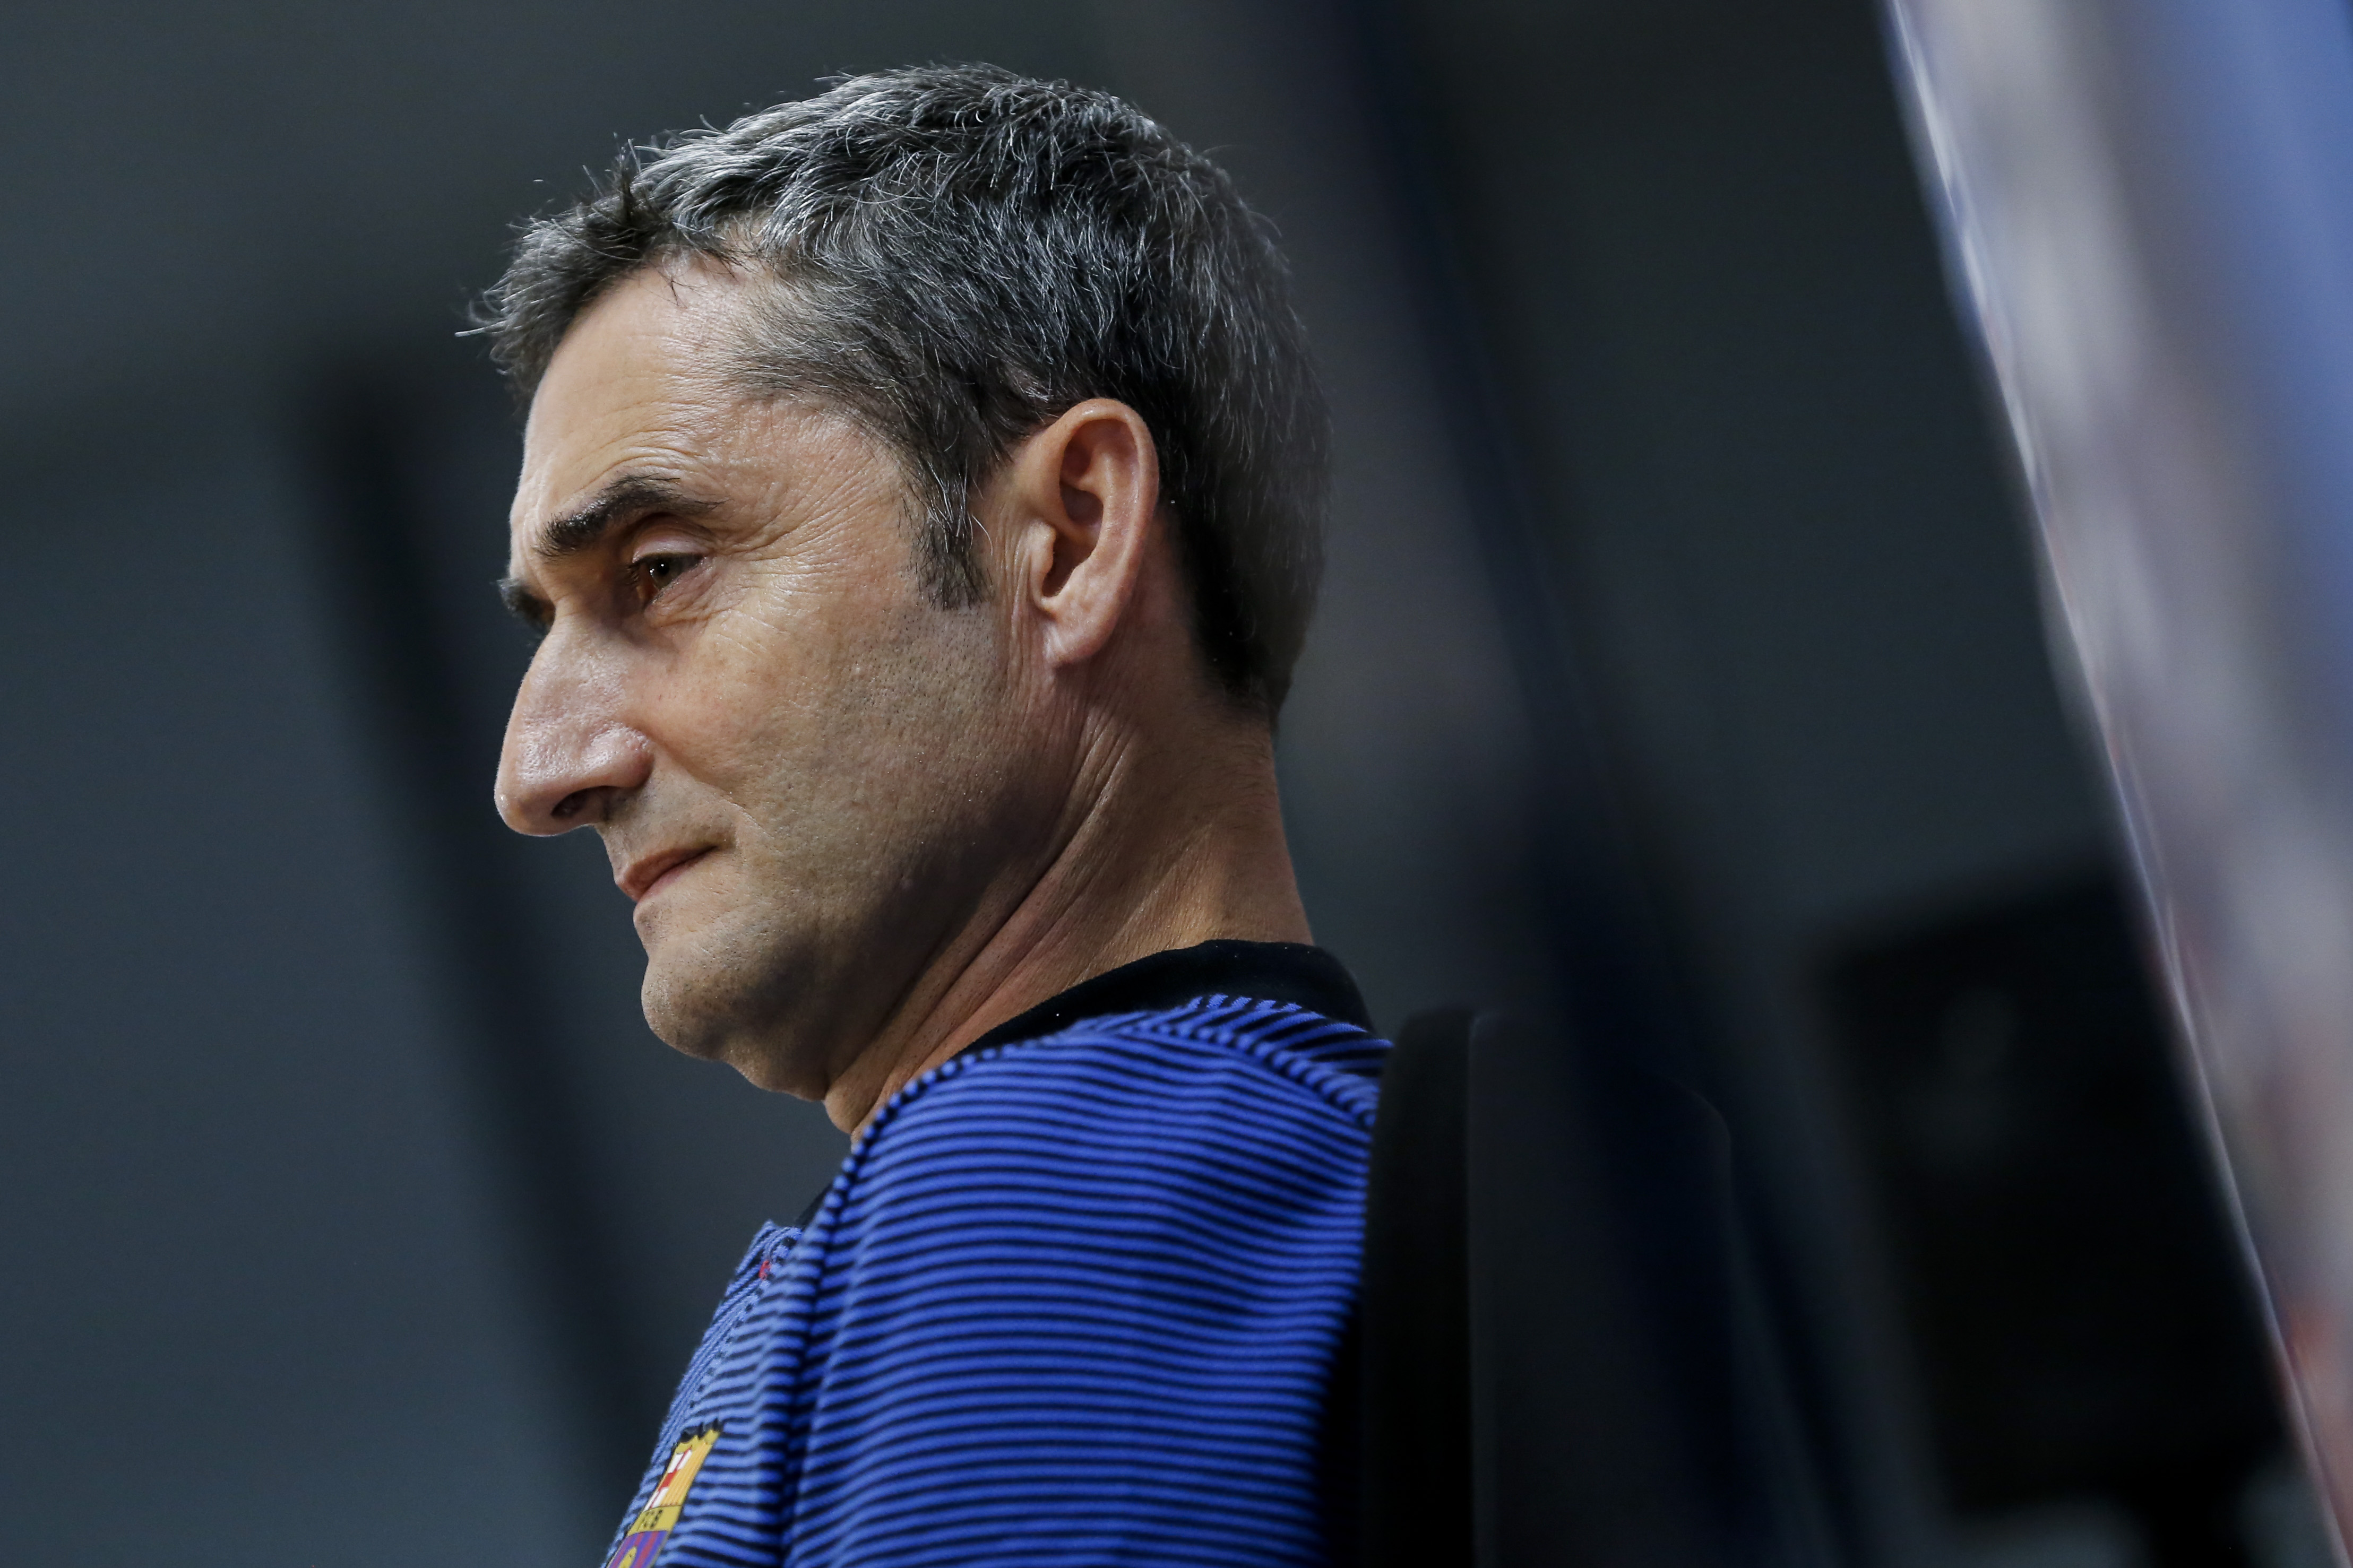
[604,1424,722,1568]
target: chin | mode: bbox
[638,936,831,1100]
[640,950,732,1059]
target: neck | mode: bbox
[823,710,1309,1132]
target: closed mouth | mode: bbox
[620,846,713,903]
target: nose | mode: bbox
[495,634,653,835]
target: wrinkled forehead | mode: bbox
[508,264,760,558]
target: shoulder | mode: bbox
[772,1000,1384,1567]
[884,994,1383,1159]
[812,997,1387,1249]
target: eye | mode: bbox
[629,550,704,604]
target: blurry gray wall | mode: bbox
[1392,2,2108,1557]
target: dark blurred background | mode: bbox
[1,1,2328,1564]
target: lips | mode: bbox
[618,845,713,903]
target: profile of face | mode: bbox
[496,264,1075,1105]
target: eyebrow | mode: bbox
[532,473,716,560]
[497,473,718,626]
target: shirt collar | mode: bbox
[964,939,1373,1055]
[791,941,1374,1228]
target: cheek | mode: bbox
[632,623,806,791]
[637,534,1019,816]
[636,594,929,795]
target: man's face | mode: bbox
[497,264,1048,1100]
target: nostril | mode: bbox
[551,788,596,822]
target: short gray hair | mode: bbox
[478,63,1329,716]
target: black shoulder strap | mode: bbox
[1358,1006,1476,1568]
[1356,1008,1814,1568]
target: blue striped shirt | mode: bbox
[601,977,1387,1568]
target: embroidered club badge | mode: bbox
[603,1424,722,1568]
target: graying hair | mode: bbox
[477,63,1329,716]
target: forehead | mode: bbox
[510,263,753,545]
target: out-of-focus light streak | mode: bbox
[1884,0,2353,1553]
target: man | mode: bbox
[483,64,1384,1567]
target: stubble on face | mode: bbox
[509,265,1056,1100]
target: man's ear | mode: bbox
[1004,399,1162,671]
